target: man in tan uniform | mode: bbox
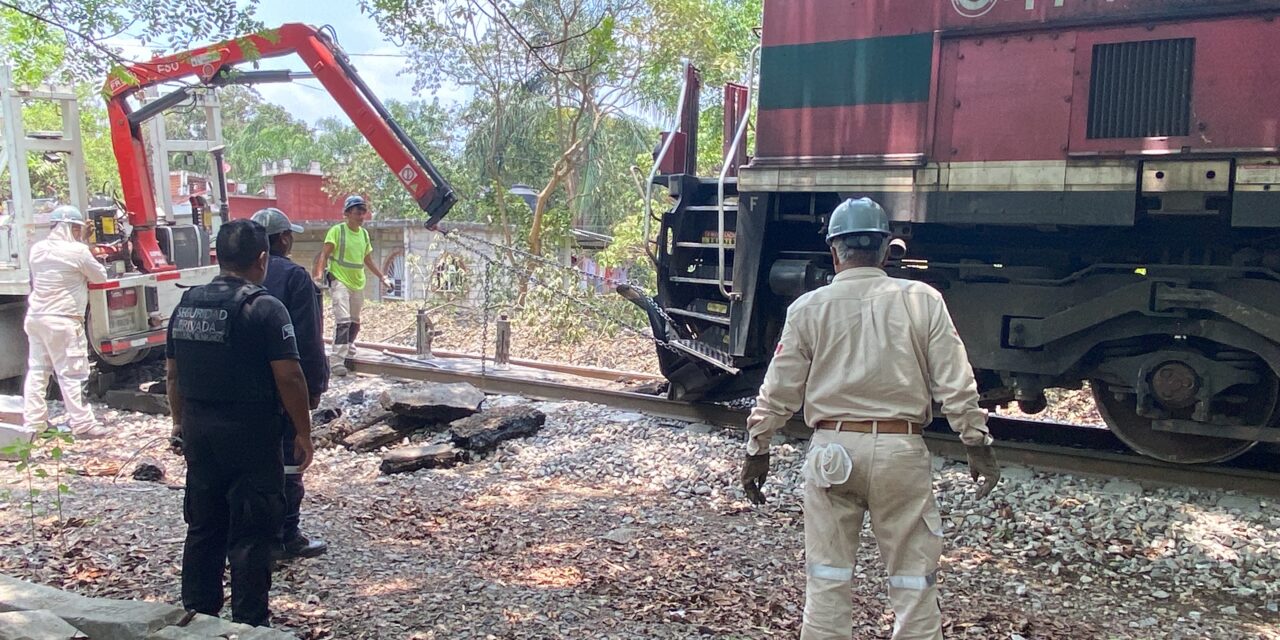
[740,198,1000,640]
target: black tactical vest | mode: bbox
[170,278,277,404]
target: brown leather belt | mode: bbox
[814,419,920,434]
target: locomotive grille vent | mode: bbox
[1087,38,1194,139]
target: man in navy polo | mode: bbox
[251,208,329,560]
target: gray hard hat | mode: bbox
[251,207,303,236]
[49,205,87,226]
[343,195,367,212]
[825,197,891,244]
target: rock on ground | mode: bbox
[379,443,468,474]
[0,395,23,424]
[448,406,546,453]
[101,390,170,416]
[0,575,295,639]
[342,424,405,453]
[0,424,35,461]
[379,383,483,423]
[0,609,86,640]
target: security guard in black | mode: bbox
[165,219,315,627]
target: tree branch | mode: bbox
[0,0,141,70]
[479,0,596,76]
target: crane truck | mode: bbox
[0,24,457,384]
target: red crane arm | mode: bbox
[103,23,457,273]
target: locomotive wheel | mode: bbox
[1091,379,1263,464]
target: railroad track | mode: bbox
[350,351,1280,498]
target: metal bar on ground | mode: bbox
[341,339,663,382]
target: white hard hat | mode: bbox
[50,205,87,226]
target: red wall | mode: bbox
[225,172,346,223]
[228,195,277,220]
[273,173,345,222]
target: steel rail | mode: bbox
[342,338,663,382]
[351,355,1280,498]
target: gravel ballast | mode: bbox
[2,372,1277,639]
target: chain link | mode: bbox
[440,226,684,330]
[481,263,492,374]
[437,226,680,330]
[434,230,693,359]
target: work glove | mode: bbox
[741,453,770,505]
[965,445,1000,498]
[169,423,184,456]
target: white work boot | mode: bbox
[331,364,349,377]
[71,424,111,440]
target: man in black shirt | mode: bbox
[251,207,329,560]
[166,219,315,627]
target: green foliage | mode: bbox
[11,90,121,201]
[2,428,75,547]
[224,98,320,193]
[636,0,762,110]
[1,7,65,85]
[322,99,477,221]
[0,0,263,84]
[360,0,761,263]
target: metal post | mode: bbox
[495,314,511,369]
[416,308,434,358]
[141,87,224,226]
[0,68,84,284]
[209,145,230,224]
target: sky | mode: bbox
[108,1,469,124]
[248,2,469,124]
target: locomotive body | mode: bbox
[640,0,1280,463]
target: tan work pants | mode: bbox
[329,279,364,367]
[801,430,944,640]
[22,315,97,431]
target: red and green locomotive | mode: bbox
[633,0,1280,463]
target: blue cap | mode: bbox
[343,195,367,212]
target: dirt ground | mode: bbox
[2,370,1276,639]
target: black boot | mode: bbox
[279,533,328,559]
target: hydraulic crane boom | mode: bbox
[103,23,458,273]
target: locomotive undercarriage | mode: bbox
[634,184,1280,464]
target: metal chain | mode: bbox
[443,228,703,350]
[442,227,630,287]
[452,236,618,323]
[480,264,492,374]
[436,231,692,359]
[437,226,680,330]
[440,226,683,330]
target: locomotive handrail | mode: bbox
[716,44,760,301]
[644,59,692,265]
